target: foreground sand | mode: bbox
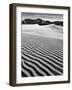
[21,33,63,77]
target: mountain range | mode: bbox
[22,18,63,26]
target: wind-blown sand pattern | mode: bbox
[21,34,63,77]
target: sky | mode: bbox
[21,12,63,22]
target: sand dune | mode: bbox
[21,34,63,77]
[22,24,63,40]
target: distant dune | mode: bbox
[22,24,63,40]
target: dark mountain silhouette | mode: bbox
[53,21,63,26]
[22,18,63,26]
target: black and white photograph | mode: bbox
[9,3,70,86]
[21,13,63,77]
